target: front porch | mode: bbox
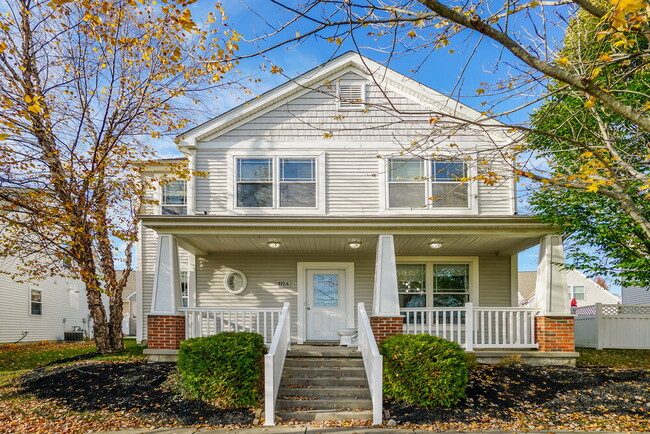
[140,216,577,361]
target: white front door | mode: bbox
[306,269,347,341]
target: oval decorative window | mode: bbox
[224,270,247,294]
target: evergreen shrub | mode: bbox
[177,332,266,408]
[380,334,468,407]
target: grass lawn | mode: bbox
[577,347,650,368]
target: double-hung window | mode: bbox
[162,180,187,215]
[397,261,473,308]
[387,159,469,209]
[236,157,317,208]
[180,271,189,308]
[569,285,585,300]
[30,289,42,315]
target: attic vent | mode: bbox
[338,82,366,110]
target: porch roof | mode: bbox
[139,215,556,257]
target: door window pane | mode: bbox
[313,274,339,307]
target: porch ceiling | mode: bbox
[139,216,554,257]
[173,234,540,256]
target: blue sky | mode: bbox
[145,1,618,293]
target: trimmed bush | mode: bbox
[380,334,468,407]
[177,332,266,408]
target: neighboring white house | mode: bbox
[519,270,620,308]
[622,286,650,304]
[119,270,138,336]
[137,52,576,364]
[0,255,89,343]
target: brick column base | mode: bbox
[535,316,575,352]
[370,316,403,344]
[147,314,185,350]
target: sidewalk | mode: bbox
[94,428,638,434]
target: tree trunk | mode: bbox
[108,287,125,352]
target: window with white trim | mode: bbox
[180,271,189,308]
[397,262,471,308]
[30,289,42,315]
[388,159,469,209]
[337,82,366,110]
[162,180,187,215]
[236,157,317,208]
[569,285,585,300]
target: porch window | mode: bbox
[30,289,42,315]
[387,159,468,209]
[569,285,585,300]
[397,262,471,307]
[162,180,187,215]
[180,271,189,308]
[236,157,317,208]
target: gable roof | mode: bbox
[177,51,502,146]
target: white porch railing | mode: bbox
[575,303,650,349]
[180,307,284,344]
[402,303,540,350]
[357,303,383,426]
[264,302,291,426]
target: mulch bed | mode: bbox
[387,364,650,430]
[18,361,254,427]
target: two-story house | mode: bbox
[136,52,576,367]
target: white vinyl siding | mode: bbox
[192,72,514,217]
[0,256,88,343]
[622,286,650,304]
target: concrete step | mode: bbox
[279,386,370,399]
[288,346,361,358]
[281,376,369,388]
[276,397,373,410]
[284,358,364,368]
[283,366,365,378]
[277,409,373,422]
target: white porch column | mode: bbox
[532,235,570,316]
[151,234,182,314]
[373,234,401,316]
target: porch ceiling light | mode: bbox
[268,241,281,249]
[429,241,443,249]
[348,241,361,249]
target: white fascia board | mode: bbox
[177,52,506,147]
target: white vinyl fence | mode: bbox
[574,303,650,349]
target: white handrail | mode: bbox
[357,302,383,426]
[263,302,291,426]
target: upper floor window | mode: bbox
[162,180,187,215]
[388,159,468,209]
[569,285,585,300]
[236,157,316,208]
[30,289,42,315]
[338,82,366,110]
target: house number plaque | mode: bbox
[276,281,291,288]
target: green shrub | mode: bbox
[380,334,468,407]
[177,332,266,408]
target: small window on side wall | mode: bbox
[180,271,189,308]
[30,289,42,315]
[570,285,585,300]
[162,180,187,215]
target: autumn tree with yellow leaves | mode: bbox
[0,0,238,353]
[249,0,649,285]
